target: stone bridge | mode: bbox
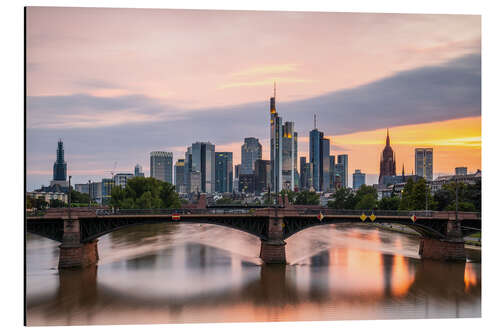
[26,207,481,268]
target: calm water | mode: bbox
[26,223,481,326]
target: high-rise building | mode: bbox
[309,120,330,192]
[254,159,271,194]
[184,147,192,192]
[52,139,68,185]
[239,174,255,193]
[150,151,173,184]
[282,121,298,191]
[270,84,283,193]
[415,148,433,181]
[101,178,114,205]
[191,142,216,193]
[113,173,134,188]
[234,164,241,193]
[215,152,233,193]
[335,154,348,188]
[329,156,336,191]
[353,169,366,190]
[379,129,396,184]
[455,167,468,176]
[241,138,262,175]
[300,157,307,190]
[134,164,144,177]
[174,159,186,193]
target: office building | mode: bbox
[379,129,396,184]
[113,173,134,188]
[336,154,348,189]
[150,151,173,184]
[74,183,89,194]
[215,152,233,193]
[101,178,114,205]
[184,147,192,192]
[309,119,331,192]
[134,164,145,177]
[239,174,255,193]
[254,159,271,194]
[282,122,298,191]
[415,148,433,181]
[241,138,262,175]
[270,84,283,193]
[353,169,366,190]
[329,156,336,191]
[455,167,468,176]
[300,157,307,190]
[174,159,186,193]
[191,142,216,193]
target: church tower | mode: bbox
[379,129,396,184]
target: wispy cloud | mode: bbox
[229,64,299,77]
[218,77,313,89]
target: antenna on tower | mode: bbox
[273,81,276,99]
[314,114,317,129]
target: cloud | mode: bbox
[26,53,481,189]
[229,64,299,77]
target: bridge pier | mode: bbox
[58,218,99,268]
[418,219,466,262]
[260,212,287,264]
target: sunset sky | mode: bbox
[25,7,481,190]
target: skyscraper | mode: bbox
[150,151,173,183]
[379,129,396,184]
[52,139,67,182]
[254,159,271,194]
[184,147,192,192]
[113,173,134,188]
[174,159,186,193]
[134,164,144,177]
[329,156,336,191]
[455,167,468,176]
[215,152,233,193]
[270,83,283,193]
[234,164,241,193]
[282,121,298,191]
[300,156,307,190]
[191,142,216,193]
[241,138,262,175]
[415,148,433,181]
[336,154,348,188]
[353,169,366,190]
[309,119,330,192]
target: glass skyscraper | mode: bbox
[336,154,348,189]
[53,139,67,181]
[150,151,173,184]
[241,138,262,175]
[215,152,233,193]
[353,169,366,190]
[174,159,186,193]
[415,148,433,181]
[309,127,330,192]
[191,142,216,193]
[269,84,297,193]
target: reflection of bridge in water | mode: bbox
[27,207,481,268]
[26,241,480,325]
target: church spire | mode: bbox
[402,163,405,181]
[386,128,390,146]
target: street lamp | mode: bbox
[88,179,91,208]
[68,175,72,219]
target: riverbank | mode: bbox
[370,223,481,248]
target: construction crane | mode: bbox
[105,161,118,178]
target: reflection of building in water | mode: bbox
[382,254,394,297]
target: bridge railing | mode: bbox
[95,208,256,216]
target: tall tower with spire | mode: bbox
[53,139,67,182]
[379,129,396,184]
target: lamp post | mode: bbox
[68,175,72,219]
[88,179,91,208]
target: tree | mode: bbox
[216,197,234,205]
[354,185,378,210]
[378,196,401,210]
[110,177,181,209]
[294,190,320,205]
[399,178,415,210]
[328,187,357,209]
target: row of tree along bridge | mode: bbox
[26,207,481,268]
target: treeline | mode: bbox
[328,178,480,212]
[110,177,182,209]
[27,189,93,209]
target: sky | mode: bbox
[25,7,481,190]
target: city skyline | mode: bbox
[26,8,481,190]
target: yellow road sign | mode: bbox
[410,215,417,223]
[360,213,367,222]
[369,213,376,222]
[317,212,324,222]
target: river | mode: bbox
[25,223,481,326]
